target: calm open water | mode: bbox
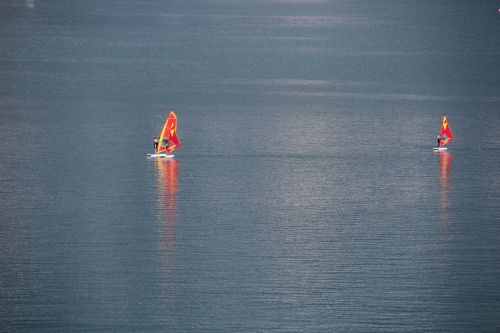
[1,0,500,332]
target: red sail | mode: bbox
[439,114,454,147]
[157,111,181,154]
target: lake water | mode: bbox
[1,0,499,332]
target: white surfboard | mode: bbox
[147,153,175,159]
[433,147,448,152]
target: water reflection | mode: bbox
[438,152,452,227]
[154,159,179,273]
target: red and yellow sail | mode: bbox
[157,110,181,154]
[438,114,454,147]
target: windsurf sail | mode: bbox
[438,114,454,147]
[157,110,181,154]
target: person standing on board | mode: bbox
[437,134,442,147]
[153,137,159,152]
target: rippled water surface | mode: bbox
[1,0,499,332]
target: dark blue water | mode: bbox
[1,1,499,332]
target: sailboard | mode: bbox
[433,114,454,151]
[147,110,181,159]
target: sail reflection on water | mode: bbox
[438,152,452,227]
[154,159,179,273]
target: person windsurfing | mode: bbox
[437,134,442,147]
[153,137,159,152]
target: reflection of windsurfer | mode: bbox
[437,134,442,147]
[153,137,159,152]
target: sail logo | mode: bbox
[170,121,176,137]
[442,116,448,130]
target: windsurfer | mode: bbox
[147,110,180,158]
[437,134,442,147]
[153,137,159,152]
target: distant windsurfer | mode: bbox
[437,134,442,147]
[153,137,159,152]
